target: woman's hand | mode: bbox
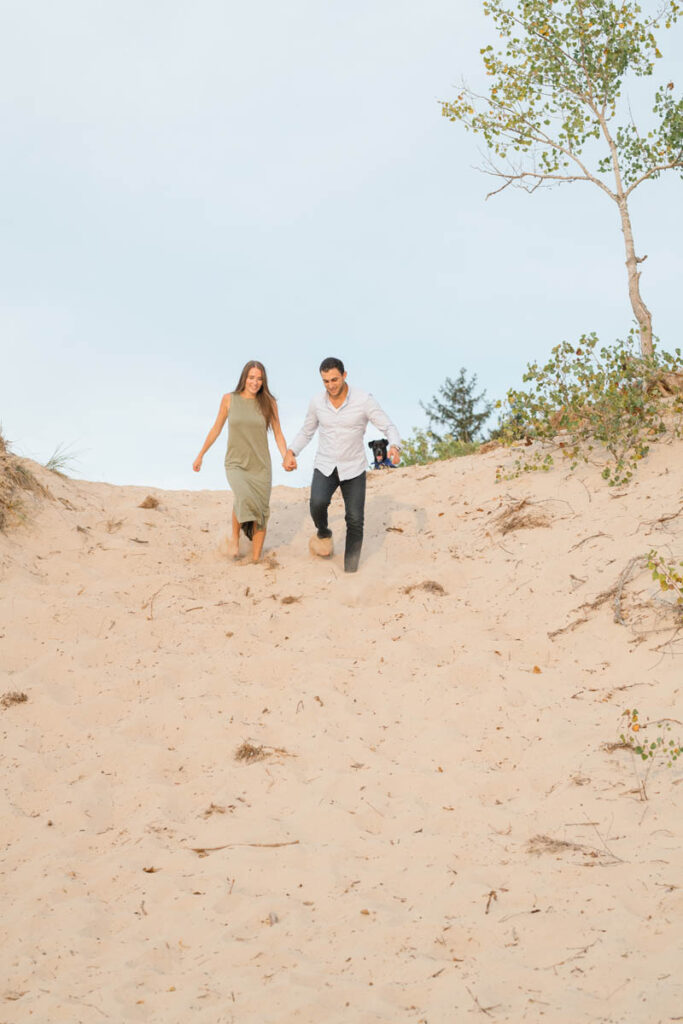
[193,455,203,472]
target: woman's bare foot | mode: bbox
[226,536,240,559]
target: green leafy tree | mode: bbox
[441,0,683,356]
[421,368,493,442]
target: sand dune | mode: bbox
[1,442,682,1023]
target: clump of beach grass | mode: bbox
[0,430,49,531]
[44,443,79,477]
[235,742,268,763]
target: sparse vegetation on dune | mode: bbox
[0,430,49,531]
[495,336,683,486]
[43,443,79,477]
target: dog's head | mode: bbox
[368,438,389,463]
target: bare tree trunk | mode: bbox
[601,111,654,357]
[616,196,653,357]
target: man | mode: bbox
[284,357,400,573]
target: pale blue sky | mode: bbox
[2,0,681,491]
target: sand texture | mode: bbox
[1,442,682,1023]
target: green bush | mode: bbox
[400,429,480,467]
[496,333,683,486]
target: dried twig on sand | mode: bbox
[569,532,610,551]
[549,555,647,639]
[496,497,552,535]
[190,839,300,857]
[613,555,647,625]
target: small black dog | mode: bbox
[368,437,396,469]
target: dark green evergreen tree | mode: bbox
[421,368,493,443]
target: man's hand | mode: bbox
[283,449,297,472]
[388,446,400,466]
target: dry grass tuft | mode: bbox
[496,498,552,535]
[234,741,292,764]
[404,580,446,596]
[527,833,614,863]
[1,691,28,709]
[528,834,584,855]
[138,495,160,509]
[0,432,50,531]
[235,742,269,763]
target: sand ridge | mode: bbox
[1,442,682,1023]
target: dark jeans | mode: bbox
[310,468,366,573]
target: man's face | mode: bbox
[321,368,347,399]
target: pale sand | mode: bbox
[1,441,682,1023]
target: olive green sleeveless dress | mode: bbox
[224,393,271,536]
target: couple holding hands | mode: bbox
[193,357,400,572]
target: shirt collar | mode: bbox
[324,384,351,411]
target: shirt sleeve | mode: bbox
[366,393,401,450]
[289,398,320,456]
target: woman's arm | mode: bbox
[193,394,231,472]
[270,401,289,460]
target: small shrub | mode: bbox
[496,334,683,487]
[617,708,682,800]
[400,428,480,467]
[648,550,683,606]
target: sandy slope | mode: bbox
[1,441,682,1024]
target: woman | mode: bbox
[193,361,288,563]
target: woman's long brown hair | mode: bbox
[233,361,276,428]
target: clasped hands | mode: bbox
[282,449,297,472]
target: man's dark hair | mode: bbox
[319,357,345,375]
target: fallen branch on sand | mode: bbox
[189,840,300,857]
[548,555,647,639]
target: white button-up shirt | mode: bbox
[290,386,401,480]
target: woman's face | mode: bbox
[244,367,263,395]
